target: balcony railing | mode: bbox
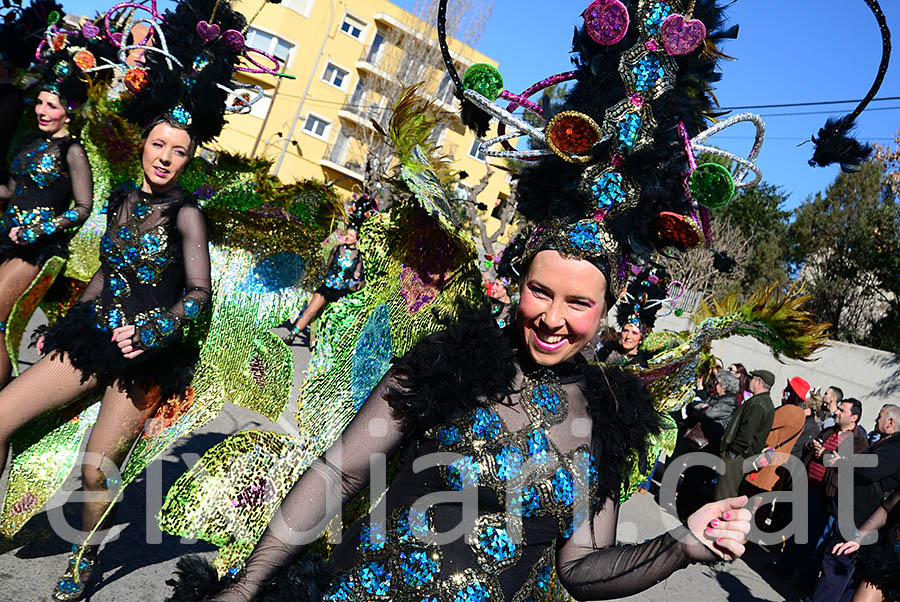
[321,141,365,179]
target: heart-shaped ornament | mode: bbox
[659,14,706,56]
[631,264,642,276]
[81,21,100,39]
[222,29,245,52]
[196,20,221,44]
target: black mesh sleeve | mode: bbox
[556,499,717,599]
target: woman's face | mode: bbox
[35,91,68,136]
[517,250,608,366]
[344,228,358,245]
[620,323,643,353]
[141,122,192,193]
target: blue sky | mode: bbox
[63,0,898,208]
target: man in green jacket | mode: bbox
[716,369,776,499]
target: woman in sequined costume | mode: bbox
[169,248,752,602]
[0,118,211,601]
[0,88,93,386]
[284,227,363,344]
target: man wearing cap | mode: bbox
[775,396,868,583]
[716,369,776,500]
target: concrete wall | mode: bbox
[654,314,900,432]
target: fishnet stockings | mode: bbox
[0,350,162,552]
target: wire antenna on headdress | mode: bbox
[808,0,891,172]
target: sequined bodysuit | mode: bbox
[213,355,712,602]
[79,185,211,349]
[322,244,362,291]
[0,134,92,257]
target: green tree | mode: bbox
[719,181,792,292]
[788,160,900,351]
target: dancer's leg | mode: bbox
[286,292,328,341]
[0,351,99,472]
[0,258,42,386]
[79,381,163,553]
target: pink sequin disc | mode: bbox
[583,0,630,46]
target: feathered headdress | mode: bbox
[118,0,248,144]
[615,264,673,333]
[0,0,62,73]
[33,26,117,112]
[439,0,766,299]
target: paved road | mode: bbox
[0,319,802,601]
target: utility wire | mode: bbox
[759,105,900,117]
[720,95,900,110]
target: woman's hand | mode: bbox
[832,540,860,556]
[36,335,45,354]
[112,325,144,359]
[9,226,23,244]
[686,495,752,561]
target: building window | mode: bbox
[469,138,486,160]
[282,0,314,18]
[303,114,331,140]
[340,14,366,40]
[366,31,385,64]
[436,73,455,105]
[248,92,273,119]
[246,28,294,66]
[323,62,349,89]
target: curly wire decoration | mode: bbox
[103,0,165,47]
[117,18,179,70]
[236,46,281,75]
[497,71,578,153]
[464,89,556,160]
[692,112,765,189]
[220,81,264,113]
[34,24,81,61]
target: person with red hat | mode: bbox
[772,395,868,585]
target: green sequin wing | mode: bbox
[5,255,65,376]
[0,400,100,537]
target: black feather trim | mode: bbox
[165,555,228,602]
[459,95,492,138]
[809,116,873,173]
[165,554,332,602]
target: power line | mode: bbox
[759,105,900,118]
[721,95,900,110]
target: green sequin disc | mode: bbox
[689,162,735,209]
[462,64,504,101]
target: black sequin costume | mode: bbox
[0,134,93,266]
[315,243,362,302]
[41,184,211,400]
[170,314,717,602]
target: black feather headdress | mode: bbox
[615,265,669,333]
[34,29,117,111]
[0,0,62,72]
[442,0,749,296]
[119,0,247,144]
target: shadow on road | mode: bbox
[4,431,241,596]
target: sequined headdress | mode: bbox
[615,264,679,334]
[117,0,286,145]
[439,0,769,297]
[32,23,117,113]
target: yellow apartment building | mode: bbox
[217,0,513,231]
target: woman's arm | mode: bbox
[209,372,407,602]
[833,490,900,555]
[557,496,750,599]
